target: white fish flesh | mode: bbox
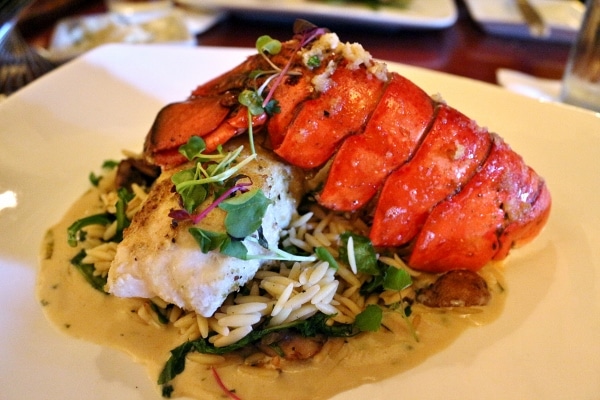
[106,143,303,317]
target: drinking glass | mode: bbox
[560,0,600,112]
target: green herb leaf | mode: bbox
[188,228,229,253]
[188,228,249,260]
[171,167,196,185]
[102,159,119,169]
[181,184,208,213]
[161,385,174,398]
[315,246,338,270]
[158,341,194,385]
[150,302,170,324]
[263,99,281,115]
[89,159,119,186]
[360,274,384,295]
[219,189,271,238]
[177,314,356,357]
[171,165,210,213]
[238,89,265,116]
[306,55,321,68]
[294,312,356,337]
[220,238,248,259]
[66,213,114,247]
[354,304,382,332]
[178,136,207,161]
[115,188,133,240]
[89,172,102,186]
[383,267,412,291]
[339,232,379,275]
[256,35,282,55]
[170,137,255,219]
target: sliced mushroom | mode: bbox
[416,269,491,308]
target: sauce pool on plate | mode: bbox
[37,179,506,400]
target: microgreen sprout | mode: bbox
[256,35,283,71]
[211,367,242,400]
[238,89,266,116]
[171,145,256,208]
[236,22,329,157]
[170,179,253,225]
[293,19,330,47]
[390,301,419,342]
[244,235,317,262]
[169,136,317,264]
[315,246,338,269]
[238,90,265,155]
[353,304,383,332]
[169,137,258,223]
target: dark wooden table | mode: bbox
[22,0,572,85]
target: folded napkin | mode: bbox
[496,68,562,102]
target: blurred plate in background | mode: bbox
[464,0,585,42]
[47,7,224,61]
[178,0,458,29]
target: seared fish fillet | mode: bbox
[106,143,303,317]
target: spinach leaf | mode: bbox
[157,341,194,385]
[66,213,114,247]
[157,312,360,387]
[70,250,108,293]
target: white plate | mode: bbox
[1,44,599,400]
[178,0,457,29]
[464,0,585,42]
[47,8,225,62]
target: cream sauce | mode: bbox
[37,186,506,400]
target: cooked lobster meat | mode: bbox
[143,21,551,273]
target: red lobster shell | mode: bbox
[143,27,551,273]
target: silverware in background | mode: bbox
[515,0,550,38]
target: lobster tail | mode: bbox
[142,28,550,273]
[369,103,492,248]
[408,134,551,272]
[317,73,434,211]
[272,60,386,169]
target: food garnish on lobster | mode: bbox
[144,20,551,273]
